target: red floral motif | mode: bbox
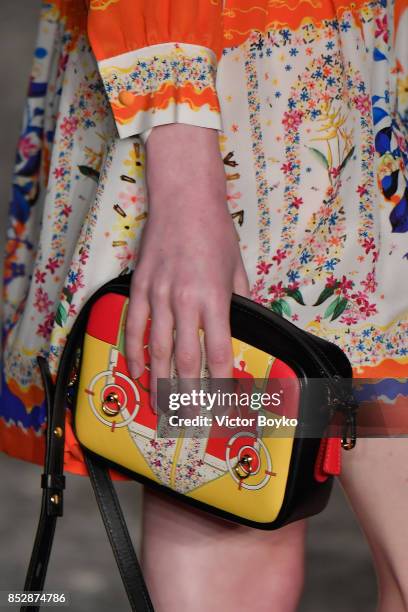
[272,249,287,264]
[53,167,65,179]
[34,270,46,284]
[19,134,39,159]
[280,161,293,174]
[339,275,354,295]
[288,281,300,291]
[359,301,378,317]
[326,275,338,288]
[68,304,77,316]
[361,272,377,293]
[34,287,52,313]
[354,94,371,114]
[257,261,272,275]
[36,312,55,339]
[291,196,303,208]
[251,278,268,304]
[282,109,303,131]
[375,15,389,43]
[356,184,368,196]
[79,249,89,265]
[328,166,341,179]
[351,291,369,306]
[268,281,286,299]
[362,237,375,253]
[60,116,79,137]
[340,314,359,325]
[45,257,61,274]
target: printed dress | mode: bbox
[1,0,407,477]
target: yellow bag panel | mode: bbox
[75,320,296,524]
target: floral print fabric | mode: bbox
[0,0,407,476]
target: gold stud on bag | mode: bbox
[22,272,358,612]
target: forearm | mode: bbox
[144,123,227,215]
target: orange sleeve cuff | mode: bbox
[96,42,222,139]
[87,0,224,139]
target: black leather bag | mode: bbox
[22,272,358,612]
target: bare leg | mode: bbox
[141,489,306,612]
[339,437,408,612]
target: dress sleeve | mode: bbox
[87,0,224,140]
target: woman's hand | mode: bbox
[125,123,250,410]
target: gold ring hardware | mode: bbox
[101,392,121,416]
[50,494,60,505]
[234,454,253,480]
[53,427,63,438]
[341,437,356,450]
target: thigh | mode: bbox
[339,436,408,606]
[141,488,307,612]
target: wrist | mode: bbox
[147,183,228,216]
[145,123,221,157]
[145,124,226,209]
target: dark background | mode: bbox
[0,1,377,610]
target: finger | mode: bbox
[125,289,150,380]
[201,296,234,380]
[149,302,174,413]
[233,266,251,299]
[173,310,201,379]
[201,298,235,419]
[173,308,202,417]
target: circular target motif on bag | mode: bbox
[87,371,140,427]
[226,432,274,490]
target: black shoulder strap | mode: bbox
[22,349,154,611]
[21,357,61,609]
[84,452,154,612]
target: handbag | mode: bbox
[22,271,358,612]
